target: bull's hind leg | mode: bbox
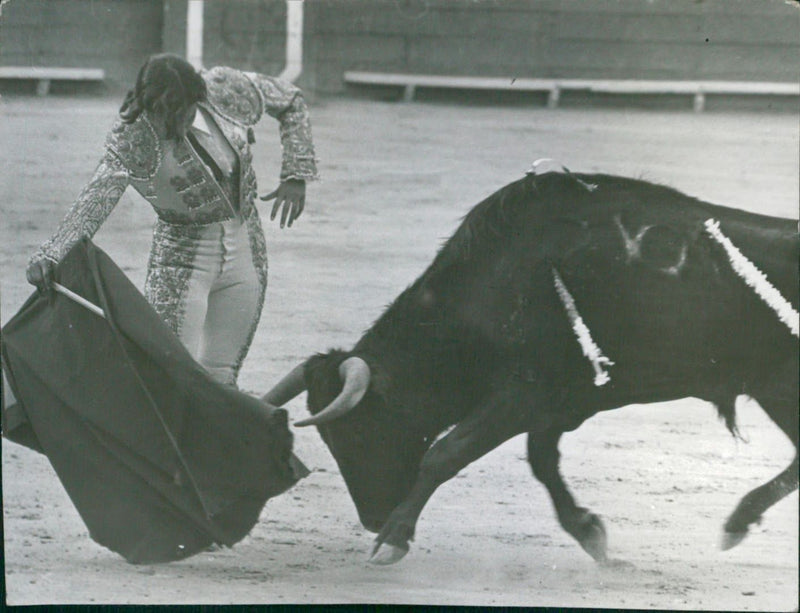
[722,364,799,550]
[722,452,798,550]
[527,429,609,563]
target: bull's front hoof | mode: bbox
[720,530,748,551]
[368,542,409,565]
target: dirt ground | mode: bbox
[1,94,798,609]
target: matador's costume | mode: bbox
[30,66,319,385]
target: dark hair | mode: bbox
[119,53,207,141]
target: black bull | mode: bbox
[265,171,798,565]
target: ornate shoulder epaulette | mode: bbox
[105,116,161,180]
[203,66,263,127]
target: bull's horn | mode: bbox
[261,363,307,406]
[294,357,371,427]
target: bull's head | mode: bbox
[265,350,428,532]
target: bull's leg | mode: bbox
[722,453,798,550]
[722,364,799,549]
[370,407,522,565]
[527,429,609,563]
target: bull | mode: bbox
[264,169,799,565]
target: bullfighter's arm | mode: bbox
[28,151,130,267]
[244,71,319,182]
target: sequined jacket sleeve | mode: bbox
[243,71,319,182]
[29,150,130,266]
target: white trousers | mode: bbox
[144,214,267,386]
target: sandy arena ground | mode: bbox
[1,94,798,608]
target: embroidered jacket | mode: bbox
[31,66,319,265]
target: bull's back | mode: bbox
[409,173,798,398]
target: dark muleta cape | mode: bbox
[1,239,309,564]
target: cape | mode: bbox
[2,239,308,564]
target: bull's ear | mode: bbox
[262,363,307,406]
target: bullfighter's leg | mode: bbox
[722,360,799,550]
[527,429,609,563]
[370,404,523,565]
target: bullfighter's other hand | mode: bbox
[26,257,56,295]
[260,178,306,228]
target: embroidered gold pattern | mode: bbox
[247,70,319,181]
[215,67,319,181]
[144,221,202,335]
[231,207,269,380]
[172,140,193,166]
[204,67,263,126]
[106,117,161,179]
[245,205,268,288]
[29,152,130,266]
